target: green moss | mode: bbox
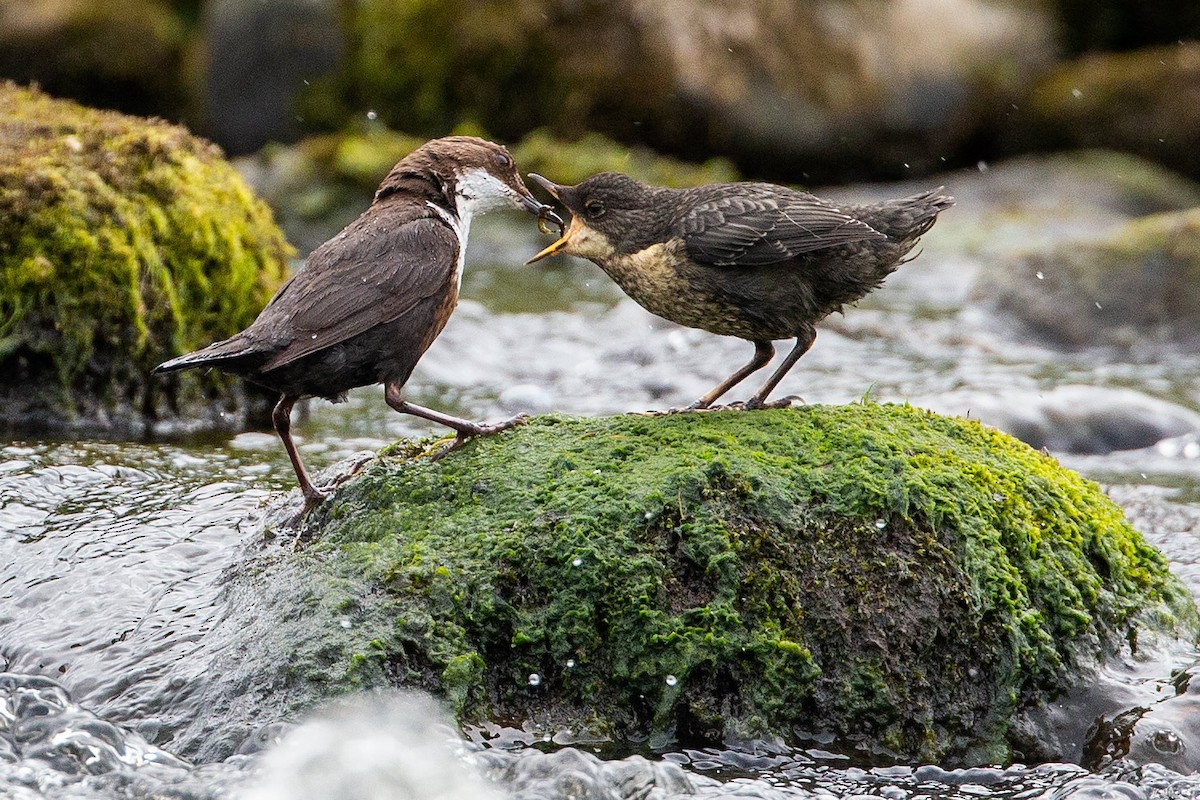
[291,404,1196,763]
[0,81,293,430]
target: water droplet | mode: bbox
[1035,271,1045,280]
[1095,302,1103,310]
[874,518,886,530]
[992,493,1006,503]
[339,618,352,629]
[311,334,318,339]
[1071,88,1083,99]
[1184,441,1200,459]
[666,675,678,686]
[566,659,576,668]
[976,160,989,172]
[572,557,582,567]
[528,673,541,686]
[366,109,378,120]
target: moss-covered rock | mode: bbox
[1024,44,1200,181]
[0,82,293,433]
[972,207,1200,349]
[184,405,1197,764]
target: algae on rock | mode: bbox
[0,82,293,433]
[194,404,1197,765]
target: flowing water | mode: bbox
[3,156,1200,798]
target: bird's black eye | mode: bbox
[584,199,606,218]
[495,152,512,168]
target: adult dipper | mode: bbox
[527,173,952,409]
[154,136,562,511]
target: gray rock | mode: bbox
[204,0,343,154]
[919,386,1200,455]
[972,208,1200,349]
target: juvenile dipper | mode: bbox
[154,136,562,511]
[527,173,952,409]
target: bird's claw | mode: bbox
[281,453,376,538]
[429,414,529,461]
[646,395,803,414]
[745,395,801,410]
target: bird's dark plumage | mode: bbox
[155,136,560,511]
[527,172,952,409]
[677,184,886,266]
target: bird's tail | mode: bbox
[863,187,954,243]
[152,334,260,375]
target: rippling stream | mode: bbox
[3,156,1200,798]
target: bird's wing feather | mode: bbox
[257,216,458,372]
[679,189,886,267]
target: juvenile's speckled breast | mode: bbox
[596,241,819,340]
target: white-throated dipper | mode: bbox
[527,172,952,409]
[154,136,562,511]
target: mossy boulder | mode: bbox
[1024,44,1200,181]
[972,207,1200,349]
[176,405,1197,763]
[0,82,293,433]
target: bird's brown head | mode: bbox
[526,172,660,263]
[376,136,562,226]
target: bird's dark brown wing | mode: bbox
[678,186,886,267]
[255,215,459,372]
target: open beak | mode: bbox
[528,173,561,200]
[526,174,572,264]
[518,191,563,226]
[526,215,582,264]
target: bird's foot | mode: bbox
[744,395,802,410]
[314,452,374,494]
[276,487,329,540]
[430,414,529,461]
[632,403,716,415]
[279,455,377,545]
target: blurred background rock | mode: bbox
[3,0,1198,185]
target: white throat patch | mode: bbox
[453,167,516,222]
[426,168,517,293]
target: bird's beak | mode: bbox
[526,215,582,264]
[526,174,572,264]
[528,173,561,200]
[518,193,543,214]
[516,191,564,238]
